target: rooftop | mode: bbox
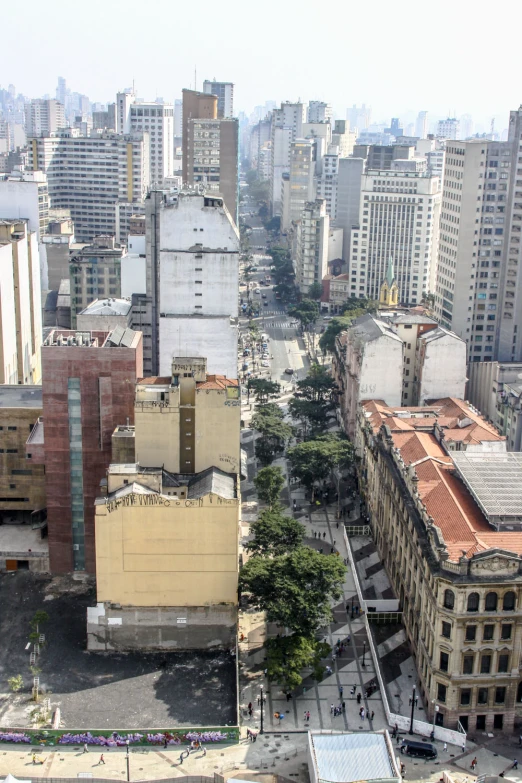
[452,452,522,523]
[136,374,239,389]
[309,732,399,783]
[349,313,403,345]
[43,327,140,349]
[102,465,236,502]
[79,298,131,317]
[0,385,42,409]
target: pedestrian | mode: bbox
[286,692,292,702]
[323,531,326,539]
[202,746,206,756]
[164,737,168,749]
[330,703,335,714]
[304,710,309,722]
[83,743,89,754]
[248,705,253,717]
[179,754,184,765]
[514,760,519,770]
[351,685,356,696]
[99,754,105,765]
[330,547,334,553]
[471,757,477,771]
[339,685,344,697]
[333,540,336,546]
[248,701,252,711]
[252,732,257,743]
[336,521,339,529]
[246,728,251,741]
[443,743,447,752]
[462,743,466,753]
[32,754,37,765]
[357,693,362,704]
[319,548,323,554]
[371,711,375,720]
[342,701,346,712]
[307,710,311,721]
[361,708,366,720]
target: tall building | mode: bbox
[174,99,182,139]
[349,168,442,305]
[316,145,340,221]
[307,101,332,124]
[294,199,329,294]
[332,120,356,158]
[467,361,522,452]
[202,80,234,118]
[25,99,66,138]
[88,356,240,651]
[69,236,126,326]
[116,90,135,133]
[129,101,174,187]
[415,111,428,139]
[138,190,239,378]
[437,117,459,140]
[346,104,371,134]
[0,220,42,384]
[28,129,150,243]
[269,102,306,215]
[336,156,365,263]
[56,77,67,106]
[281,139,314,231]
[28,327,143,573]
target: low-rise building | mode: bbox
[76,298,132,332]
[356,399,522,733]
[321,273,350,313]
[308,731,401,783]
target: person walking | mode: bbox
[443,742,447,752]
[83,744,89,754]
[201,746,206,757]
[471,758,478,771]
[357,692,362,704]
[330,704,335,715]
[371,711,375,720]
[99,754,105,765]
[513,760,519,770]
[306,710,311,721]
[339,685,344,697]
[361,708,366,720]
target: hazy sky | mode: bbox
[2,0,520,128]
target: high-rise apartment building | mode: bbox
[269,102,306,215]
[316,145,340,220]
[28,129,150,243]
[116,90,135,133]
[138,190,239,378]
[349,169,442,304]
[332,120,356,158]
[415,111,428,139]
[436,108,522,362]
[129,102,174,187]
[307,101,332,124]
[25,99,66,138]
[294,199,329,293]
[203,80,234,118]
[28,327,143,573]
[281,139,314,231]
[56,77,67,106]
[437,117,459,140]
[346,104,371,134]
[69,236,126,326]
[0,220,42,384]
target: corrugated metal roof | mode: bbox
[311,732,396,783]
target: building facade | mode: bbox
[294,199,330,294]
[467,361,522,451]
[202,80,234,118]
[307,101,332,124]
[69,236,126,327]
[25,99,66,138]
[129,102,174,187]
[281,139,314,232]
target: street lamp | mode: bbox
[431,701,439,739]
[126,740,130,782]
[362,641,366,667]
[260,684,264,735]
[409,684,416,735]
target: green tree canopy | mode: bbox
[265,216,281,233]
[240,546,346,635]
[307,282,324,301]
[253,465,285,509]
[288,299,320,330]
[247,507,305,556]
[341,296,377,315]
[319,314,358,354]
[287,433,354,499]
[252,406,293,466]
[288,364,338,434]
[247,378,281,405]
[265,635,331,691]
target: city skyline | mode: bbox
[1,0,519,128]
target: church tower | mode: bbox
[379,257,399,307]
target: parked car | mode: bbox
[285,368,294,375]
[261,360,270,367]
[400,741,437,760]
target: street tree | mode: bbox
[288,299,320,331]
[254,465,285,508]
[319,314,359,354]
[287,433,354,503]
[273,282,297,303]
[252,407,293,466]
[307,282,324,301]
[246,507,305,556]
[240,546,346,636]
[288,364,338,434]
[342,296,377,315]
[265,635,331,691]
[264,216,281,233]
[248,379,281,405]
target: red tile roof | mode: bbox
[197,375,239,390]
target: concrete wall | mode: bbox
[76,312,130,333]
[194,386,241,474]
[418,334,467,404]
[121,253,147,297]
[94,492,239,607]
[337,157,364,264]
[0,403,45,516]
[159,317,237,379]
[0,243,18,384]
[87,603,237,651]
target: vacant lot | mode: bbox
[0,572,237,729]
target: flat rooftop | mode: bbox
[452,452,522,520]
[309,732,398,783]
[0,385,42,409]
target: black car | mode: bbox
[400,741,437,759]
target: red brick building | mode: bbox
[28,328,143,573]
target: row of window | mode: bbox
[443,589,516,612]
[440,650,510,674]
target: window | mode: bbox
[442,621,451,639]
[467,592,479,612]
[443,589,455,609]
[503,591,516,611]
[440,652,449,672]
[485,592,498,611]
[478,688,489,705]
[463,655,474,674]
[483,624,494,641]
[7,426,17,431]
[437,683,447,702]
[495,687,506,704]
[465,626,476,641]
[481,654,492,674]
[498,654,509,673]
[501,624,512,640]
[460,689,471,706]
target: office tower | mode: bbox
[29,327,143,573]
[336,156,365,263]
[28,129,150,243]
[307,101,332,124]
[269,102,306,215]
[56,77,67,106]
[25,99,66,137]
[437,117,459,139]
[0,170,49,241]
[415,111,428,139]
[174,98,182,138]
[116,89,136,133]
[129,101,174,187]
[316,145,340,220]
[69,236,126,326]
[437,108,522,362]
[332,120,356,158]
[203,79,234,118]
[295,199,329,293]
[350,168,442,305]
[281,139,314,232]
[139,190,239,378]
[182,89,217,167]
[346,104,371,134]
[385,118,403,137]
[0,220,43,384]
[415,137,445,182]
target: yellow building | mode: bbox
[379,257,399,308]
[89,357,241,651]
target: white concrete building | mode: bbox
[116,90,136,133]
[281,139,314,231]
[307,101,332,124]
[202,80,234,119]
[0,219,42,384]
[129,102,174,187]
[142,190,239,378]
[336,156,365,264]
[76,298,132,332]
[28,129,149,243]
[316,145,340,220]
[294,199,329,294]
[269,102,306,215]
[349,169,442,305]
[415,111,428,139]
[25,99,66,138]
[332,120,356,159]
[437,117,459,140]
[467,361,522,452]
[415,326,467,405]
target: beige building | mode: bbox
[356,399,522,733]
[69,236,125,327]
[89,357,241,651]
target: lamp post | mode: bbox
[126,740,130,782]
[409,684,416,735]
[431,702,439,739]
[260,684,264,735]
[362,641,366,667]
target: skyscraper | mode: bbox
[294,199,329,294]
[415,111,428,139]
[202,80,234,118]
[129,101,174,187]
[269,102,306,215]
[25,99,66,137]
[307,101,332,124]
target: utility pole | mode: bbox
[409,684,416,735]
[126,740,130,781]
[260,684,264,734]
